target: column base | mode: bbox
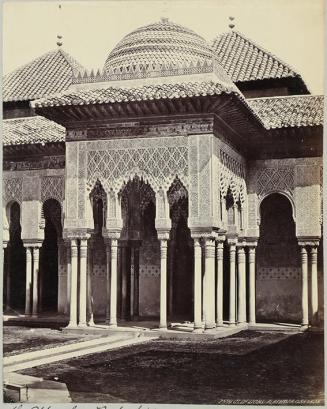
[229,321,237,326]
[193,326,203,333]
[216,320,224,327]
[78,322,88,328]
[204,323,216,330]
[108,322,117,328]
[65,323,79,329]
[159,325,168,330]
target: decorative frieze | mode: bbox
[67,120,213,141]
[3,156,65,171]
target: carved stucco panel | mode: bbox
[86,136,188,194]
[65,141,79,223]
[188,135,199,219]
[3,177,23,205]
[198,134,211,221]
[41,176,65,204]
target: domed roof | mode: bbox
[104,18,213,73]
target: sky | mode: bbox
[2,0,325,94]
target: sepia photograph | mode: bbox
[1,0,324,405]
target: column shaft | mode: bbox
[109,239,118,327]
[229,243,236,325]
[25,247,32,315]
[79,239,88,326]
[237,246,246,324]
[248,246,256,324]
[65,243,71,315]
[105,241,111,323]
[87,241,94,325]
[160,239,168,329]
[301,246,309,326]
[310,246,319,325]
[121,244,128,319]
[68,240,78,327]
[32,247,40,316]
[216,241,224,326]
[204,238,216,329]
[193,238,202,331]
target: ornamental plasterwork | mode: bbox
[217,143,246,205]
[3,178,23,205]
[255,167,294,199]
[41,176,65,204]
[86,142,188,193]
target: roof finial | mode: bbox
[57,34,63,47]
[228,16,235,30]
[56,3,63,47]
[161,16,169,23]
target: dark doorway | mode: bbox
[256,193,301,323]
[6,202,26,311]
[40,199,62,312]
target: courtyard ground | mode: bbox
[7,328,323,405]
[3,326,104,356]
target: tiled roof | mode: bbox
[3,116,65,146]
[247,95,324,129]
[3,49,85,102]
[212,31,299,83]
[104,19,213,73]
[32,80,239,108]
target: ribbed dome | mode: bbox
[104,18,213,73]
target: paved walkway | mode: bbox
[4,332,158,373]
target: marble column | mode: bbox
[248,246,257,324]
[79,238,88,327]
[121,243,128,320]
[105,240,111,323]
[203,238,216,330]
[300,245,309,327]
[310,246,319,326]
[25,246,32,315]
[32,246,40,317]
[67,239,78,328]
[193,238,202,332]
[168,240,174,317]
[229,242,237,326]
[87,239,94,326]
[109,239,118,327]
[65,242,71,315]
[237,245,246,324]
[216,240,224,327]
[159,239,168,329]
